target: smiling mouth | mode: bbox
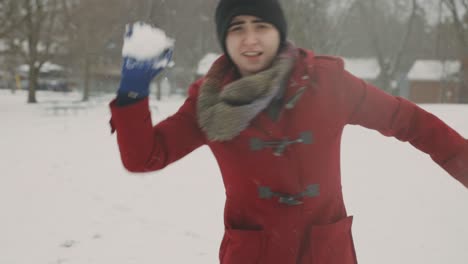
[242,51,263,57]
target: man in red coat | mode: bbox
[110,0,468,263]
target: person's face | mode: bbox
[225,15,280,77]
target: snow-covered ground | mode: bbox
[1,89,467,264]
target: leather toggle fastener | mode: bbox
[258,184,320,206]
[250,131,313,156]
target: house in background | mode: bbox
[196,53,221,79]
[16,62,71,92]
[193,55,465,104]
[344,57,463,104]
[343,57,380,84]
[406,60,461,104]
[90,65,121,93]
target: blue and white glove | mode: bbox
[117,23,173,100]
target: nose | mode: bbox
[243,29,259,46]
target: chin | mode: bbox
[247,65,267,74]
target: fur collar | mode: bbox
[197,44,298,141]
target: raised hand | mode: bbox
[118,22,174,99]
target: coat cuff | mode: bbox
[441,141,468,188]
[108,97,150,134]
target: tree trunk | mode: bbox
[461,58,468,103]
[27,66,38,103]
[7,56,16,94]
[82,21,91,102]
[82,54,90,101]
[441,0,468,103]
[10,72,16,94]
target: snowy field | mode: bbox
[1,89,467,264]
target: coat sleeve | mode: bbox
[109,79,206,172]
[340,68,468,188]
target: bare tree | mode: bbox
[441,0,468,56]
[62,0,132,101]
[10,0,63,103]
[152,0,219,91]
[0,0,23,38]
[356,0,423,94]
[440,0,468,102]
[0,1,23,94]
[283,0,353,54]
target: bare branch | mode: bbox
[442,0,468,56]
[39,0,59,64]
[0,0,25,38]
[390,0,418,76]
[357,1,387,73]
[461,0,468,10]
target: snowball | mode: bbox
[122,22,174,61]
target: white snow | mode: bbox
[122,22,174,61]
[408,60,461,81]
[17,62,64,73]
[0,90,467,264]
[197,53,220,75]
[343,58,381,80]
[155,58,170,69]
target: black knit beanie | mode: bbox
[215,0,287,55]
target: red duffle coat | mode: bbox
[109,48,468,264]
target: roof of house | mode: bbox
[196,55,383,79]
[194,55,462,82]
[17,62,64,73]
[197,53,220,75]
[407,60,460,81]
[343,57,381,80]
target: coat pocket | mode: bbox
[308,216,357,264]
[220,228,265,264]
